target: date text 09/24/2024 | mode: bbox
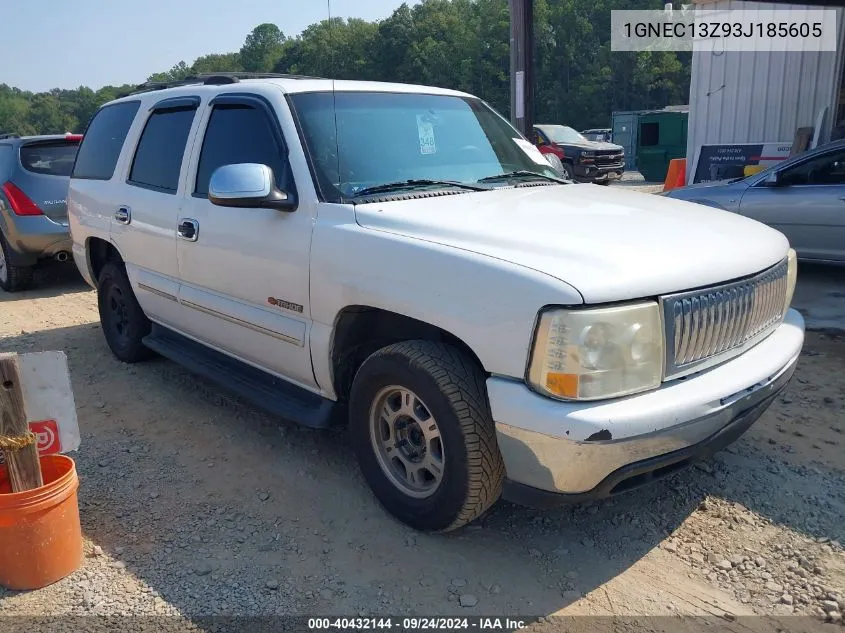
[307,618,529,631]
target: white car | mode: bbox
[68,73,805,532]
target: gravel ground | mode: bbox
[0,266,843,630]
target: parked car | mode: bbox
[663,140,845,263]
[532,124,625,184]
[581,128,613,143]
[0,132,82,291]
[69,73,803,532]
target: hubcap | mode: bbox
[369,386,445,499]
[106,286,130,345]
[0,244,6,283]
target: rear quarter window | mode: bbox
[72,101,141,180]
[19,142,79,177]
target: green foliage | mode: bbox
[0,0,690,135]
[240,23,287,72]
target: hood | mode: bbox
[353,184,789,304]
[556,140,622,152]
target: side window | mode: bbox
[779,150,845,186]
[128,107,197,193]
[71,101,140,180]
[194,104,290,196]
[640,122,659,146]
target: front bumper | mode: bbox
[489,308,805,506]
[574,163,624,182]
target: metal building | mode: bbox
[685,0,845,184]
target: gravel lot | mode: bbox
[1,266,843,630]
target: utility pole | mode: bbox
[509,0,534,137]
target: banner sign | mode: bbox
[692,142,792,184]
[0,351,79,465]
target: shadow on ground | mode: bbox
[792,262,845,334]
[0,264,88,303]
[0,323,842,618]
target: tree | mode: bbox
[0,1,691,136]
[240,23,286,72]
[192,53,243,74]
[147,61,192,83]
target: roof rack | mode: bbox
[121,72,324,97]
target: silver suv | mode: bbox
[0,133,82,291]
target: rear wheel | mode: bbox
[97,261,153,363]
[0,231,33,292]
[349,340,504,532]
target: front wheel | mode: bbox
[97,261,154,363]
[560,162,575,181]
[349,340,504,532]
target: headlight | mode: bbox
[783,248,797,314]
[527,302,664,401]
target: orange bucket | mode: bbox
[0,455,82,590]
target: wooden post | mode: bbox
[0,353,43,492]
[509,0,535,136]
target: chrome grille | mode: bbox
[661,259,788,379]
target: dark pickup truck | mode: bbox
[532,124,625,185]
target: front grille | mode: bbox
[661,259,788,379]
[595,152,624,167]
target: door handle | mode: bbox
[177,218,199,242]
[114,206,131,225]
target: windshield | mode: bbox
[583,132,610,142]
[541,126,587,144]
[289,91,559,201]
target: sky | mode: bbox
[1,0,412,92]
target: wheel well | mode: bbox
[330,307,486,402]
[87,237,123,285]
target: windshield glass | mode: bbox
[289,91,559,201]
[541,126,588,144]
[583,132,609,142]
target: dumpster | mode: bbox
[635,111,689,183]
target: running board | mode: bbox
[142,324,337,429]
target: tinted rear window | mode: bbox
[19,142,79,177]
[129,107,196,193]
[72,101,141,180]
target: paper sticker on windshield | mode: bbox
[417,115,436,155]
[513,138,551,166]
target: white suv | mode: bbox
[68,73,805,532]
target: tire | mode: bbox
[0,231,34,292]
[597,179,611,186]
[560,162,575,181]
[97,261,154,363]
[349,340,504,532]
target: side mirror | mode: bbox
[763,171,782,187]
[208,163,297,211]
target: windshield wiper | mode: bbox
[352,179,488,198]
[477,170,569,185]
